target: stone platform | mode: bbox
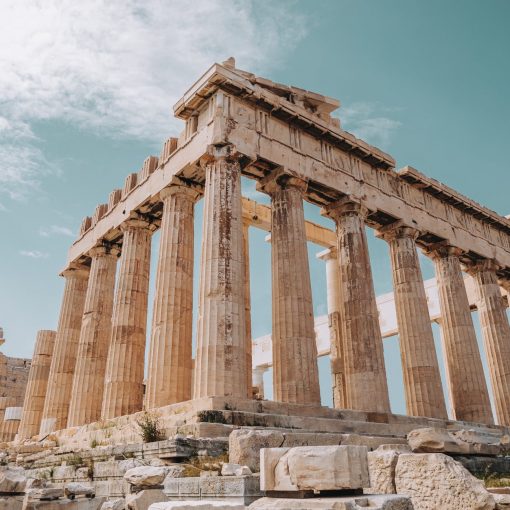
[43,397,508,451]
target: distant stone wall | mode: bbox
[0,353,31,407]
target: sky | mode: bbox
[0,0,509,417]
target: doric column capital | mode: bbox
[120,213,159,233]
[60,262,90,279]
[200,143,240,167]
[159,177,202,203]
[463,258,501,276]
[375,221,419,242]
[87,242,120,259]
[316,247,338,262]
[498,277,510,293]
[256,167,308,196]
[322,196,369,221]
[422,241,464,260]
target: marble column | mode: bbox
[67,244,119,427]
[258,174,321,405]
[194,146,247,399]
[428,245,493,423]
[101,216,154,419]
[18,330,56,439]
[466,260,510,425]
[145,183,200,409]
[0,397,15,441]
[317,247,344,408]
[324,198,390,413]
[377,223,447,419]
[40,265,89,435]
[243,222,253,398]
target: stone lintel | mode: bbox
[463,258,502,276]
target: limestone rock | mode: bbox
[366,445,411,494]
[494,493,510,509]
[228,429,284,472]
[126,489,167,510]
[395,453,496,510]
[0,495,24,510]
[124,466,167,488]
[27,487,64,500]
[248,494,413,509]
[150,501,246,509]
[0,468,27,494]
[101,500,125,510]
[235,466,252,476]
[164,465,185,478]
[118,459,145,474]
[261,445,369,492]
[221,463,242,476]
[65,482,95,498]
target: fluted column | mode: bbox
[324,198,390,413]
[145,183,200,409]
[317,247,344,408]
[377,223,447,419]
[257,173,320,405]
[427,245,493,423]
[466,260,510,425]
[101,216,154,419]
[0,397,15,441]
[40,265,89,435]
[18,330,56,439]
[243,222,253,398]
[67,244,119,427]
[194,145,247,398]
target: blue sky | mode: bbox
[0,0,509,416]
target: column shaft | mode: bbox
[243,223,253,398]
[432,249,493,423]
[18,330,56,439]
[264,177,320,405]
[469,261,510,425]
[326,199,390,413]
[145,185,199,409]
[40,267,89,435]
[194,148,247,398]
[101,218,153,419]
[380,225,447,419]
[317,248,344,408]
[67,245,118,427]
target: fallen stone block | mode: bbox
[149,501,246,509]
[235,466,252,476]
[248,494,413,509]
[164,465,186,478]
[395,452,496,510]
[0,468,27,494]
[494,493,510,509]
[261,445,369,492]
[100,500,125,510]
[65,482,96,499]
[27,487,65,500]
[124,466,167,488]
[0,495,24,510]
[229,429,284,473]
[126,488,167,510]
[24,497,106,509]
[366,444,411,494]
[221,463,242,476]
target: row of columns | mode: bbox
[17,147,510,441]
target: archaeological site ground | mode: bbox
[2,59,510,510]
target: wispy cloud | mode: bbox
[39,225,75,238]
[20,250,49,259]
[0,0,307,201]
[340,102,402,149]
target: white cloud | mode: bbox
[340,102,402,149]
[39,225,75,238]
[0,0,306,201]
[20,250,49,259]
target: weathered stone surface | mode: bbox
[248,494,413,509]
[27,487,64,500]
[65,482,95,498]
[24,498,106,509]
[221,463,242,476]
[126,489,167,510]
[100,500,125,510]
[0,468,27,494]
[395,453,496,509]
[261,445,369,492]
[150,502,246,509]
[164,465,185,478]
[235,466,252,476]
[124,466,167,488]
[229,429,284,472]
[366,445,411,494]
[408,427,500,455]
[118,459,145,475]
[494,493,510,509]
[0,495,24,510]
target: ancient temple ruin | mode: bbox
[2,59,510,509]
